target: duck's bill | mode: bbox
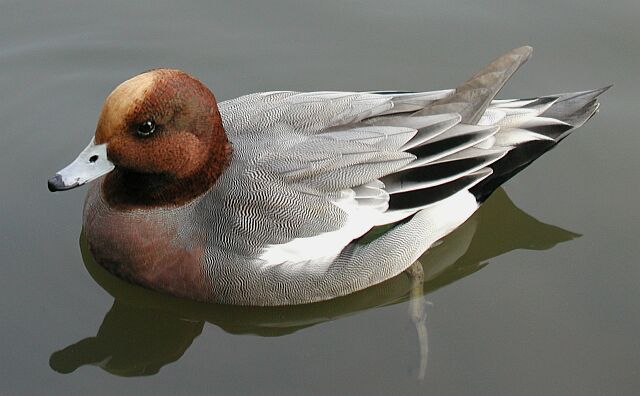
[48,138,115,192]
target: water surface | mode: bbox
[1,0,639,394]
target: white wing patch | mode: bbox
[258,182,388,268]
[232,88,584,271]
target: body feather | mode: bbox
[192,46,609,305]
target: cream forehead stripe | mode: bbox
[96,72,156,141]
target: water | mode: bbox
[1,0,638,394]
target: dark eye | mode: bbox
[137,120,156,137]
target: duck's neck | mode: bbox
[102,123,232,210]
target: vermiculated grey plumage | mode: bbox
[85,47,608,305]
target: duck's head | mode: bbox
[48,69,231,206]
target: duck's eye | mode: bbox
[137,120,156,137]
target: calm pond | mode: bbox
[1,0,638,394]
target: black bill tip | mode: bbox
[48,174,77,192]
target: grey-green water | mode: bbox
[1,0,638,394]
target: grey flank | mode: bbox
[168,46,607,305]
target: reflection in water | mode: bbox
[50,189,579,377]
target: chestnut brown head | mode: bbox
[48,69,231,207]
[96,69,227,178]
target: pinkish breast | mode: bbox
[82,183,212,301]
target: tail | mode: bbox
[470,86,611,202]
[370,46,609,216]
[413,45,609,203]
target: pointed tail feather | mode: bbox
[470,86,611,202]
[415,46,534,124]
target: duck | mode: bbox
[47,46,608,306]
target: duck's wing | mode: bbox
[217,47,534,234]
[208,47,607,305]
[413,45,533,123]
[218,92,493,244]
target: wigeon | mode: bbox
[48,46,608,305]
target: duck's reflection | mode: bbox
[50,188,579,377]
